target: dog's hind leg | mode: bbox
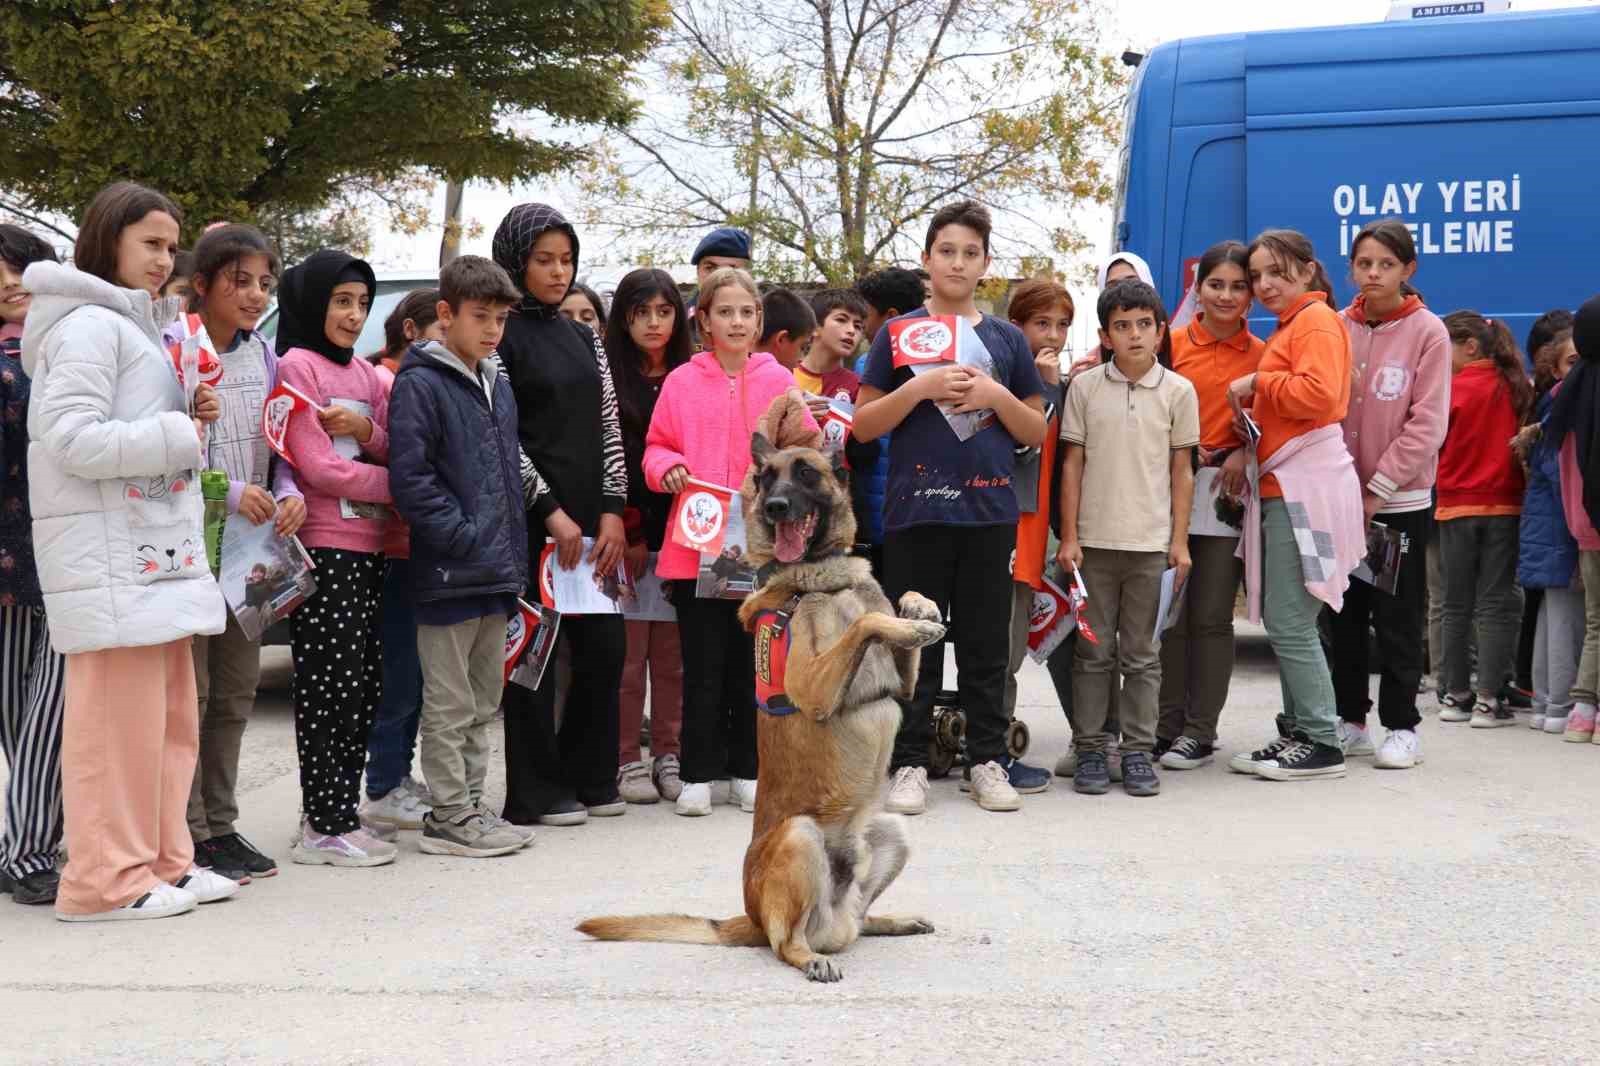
[751,817,842,982]
[857,813,935,937]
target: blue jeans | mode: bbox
[365,558,423,799]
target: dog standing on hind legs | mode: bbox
[578,426,944,981]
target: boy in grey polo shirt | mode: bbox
[1058,280,1199,797]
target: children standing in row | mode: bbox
[1157,242,1263,770]
[389,256,533,857]
[361,290,444,832]
[274,250,396,867]
[608,268,692,805]
[1328,221,1450,769]
[856,200,1049,815]
[1435,311,1532,728]
[178,224,307,881]
[1059,280,1198,797]
[0,225,66,907]
[644,268,814,817]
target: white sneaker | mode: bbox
[1373,728,1423,769]
[1337,720,1375,757]
[675,781,713,817]
[1530,713,1547,731]
[56,881,197,923]
[885,766,930,815]
[617,760,661,804]
[171,865,240,904]
[360,784,430,830]
[966,761,1022,812]
[1543,713,1570,735]
[402,776,434,806]
[730,777,758,813]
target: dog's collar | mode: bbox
[755,553,864,595]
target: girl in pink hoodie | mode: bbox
[643,269,813,818]
[272,250,396,868]
[1329,220,1450,769]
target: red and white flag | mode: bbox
[889,315,959,368]
[260,382,323,468]
[1026,575,1076,663]
[818,399,854,463]
[1068,564,1098,645]
[669,478,735,557]
[504,598,561,689]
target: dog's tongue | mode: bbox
[774,517,809,563]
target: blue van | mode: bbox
[1113,6,1600,341]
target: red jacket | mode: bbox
[1436,360,1525,512]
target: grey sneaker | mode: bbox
[476,808,535,848]
[618,760,661,804]
[1120,752,1161,796]
[418,809,525,858]
[652,753,683,802]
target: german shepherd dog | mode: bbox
[578,433,946,981]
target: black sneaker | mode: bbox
[538,794,589,827]
[1120,752,1161,796]
[1228,734,1296,774]
[213,832,278,879]
[2,868,59,905]
[1152,736,1173,760]
[1159,736,1215,770]
[1073,750,1111,795]
[577,785,626,817]
[194,837,251,884]
[1255,740,1346,781]
[1500,684,1533,710]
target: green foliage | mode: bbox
[578,0,1127,284]
[0,0,667,240]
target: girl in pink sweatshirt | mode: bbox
[272,250,396,868]
[1329,219,1450,768]
[643,268,813,817]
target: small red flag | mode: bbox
[669,479,735,557]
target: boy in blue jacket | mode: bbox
[390,256,532,858]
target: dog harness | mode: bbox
[754,595,803,716]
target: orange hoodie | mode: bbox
[1253,292,1352,498]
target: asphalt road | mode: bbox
[2,627,1597,1065]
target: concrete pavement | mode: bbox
[2,628,1598,1065]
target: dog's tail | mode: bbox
[576,913,765,947]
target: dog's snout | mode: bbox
[765,496,791,520]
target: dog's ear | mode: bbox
[830,451,850,487]
[751,432,776,467]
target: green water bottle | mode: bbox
[201,470,229,577]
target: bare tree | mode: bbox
[580,0,1126,283]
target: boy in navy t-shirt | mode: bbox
[855,201,1049,815]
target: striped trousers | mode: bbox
[0,605,66,878]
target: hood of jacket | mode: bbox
[492,203,580,320]
[275,250,376,366]
[399,339,503,392]
[19,260,162,375]
[1345,292,1425,325]
[684,349,786,385]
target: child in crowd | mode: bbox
[0,225,66,906]
[1228,229,1364,782]
[493,203,629,827]
[855,201,1048,814]
[802,288,880,546]
[1058,280,1198,797]
[1328,220,1450,770]
[560,282,607,332]
[1436,311,1532,728]
[1540,295,1600,743]
[608,268,693,804]
[1002,279,1071,737]
[360,289,444,831]
[1157,241,1264,771]
[758,288,816,371]
[177,224,308,882]
[275,249,396,867]
[853,267,926,580]
[24,182,236,919]
[160,250,195,307]
[389,256,533,858]
[1517,310,1580,735]
[644,267,815,817]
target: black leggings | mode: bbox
[671,586,758,784]
[290,548,384,836]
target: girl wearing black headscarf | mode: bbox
[274,250,400,867]
[491,204,629,826]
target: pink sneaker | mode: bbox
[291,827,398,867]
[1564,704,1597,743]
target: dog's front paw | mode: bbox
[886,619,945,650]
[897,592,943,624]
[805,957,843,983]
